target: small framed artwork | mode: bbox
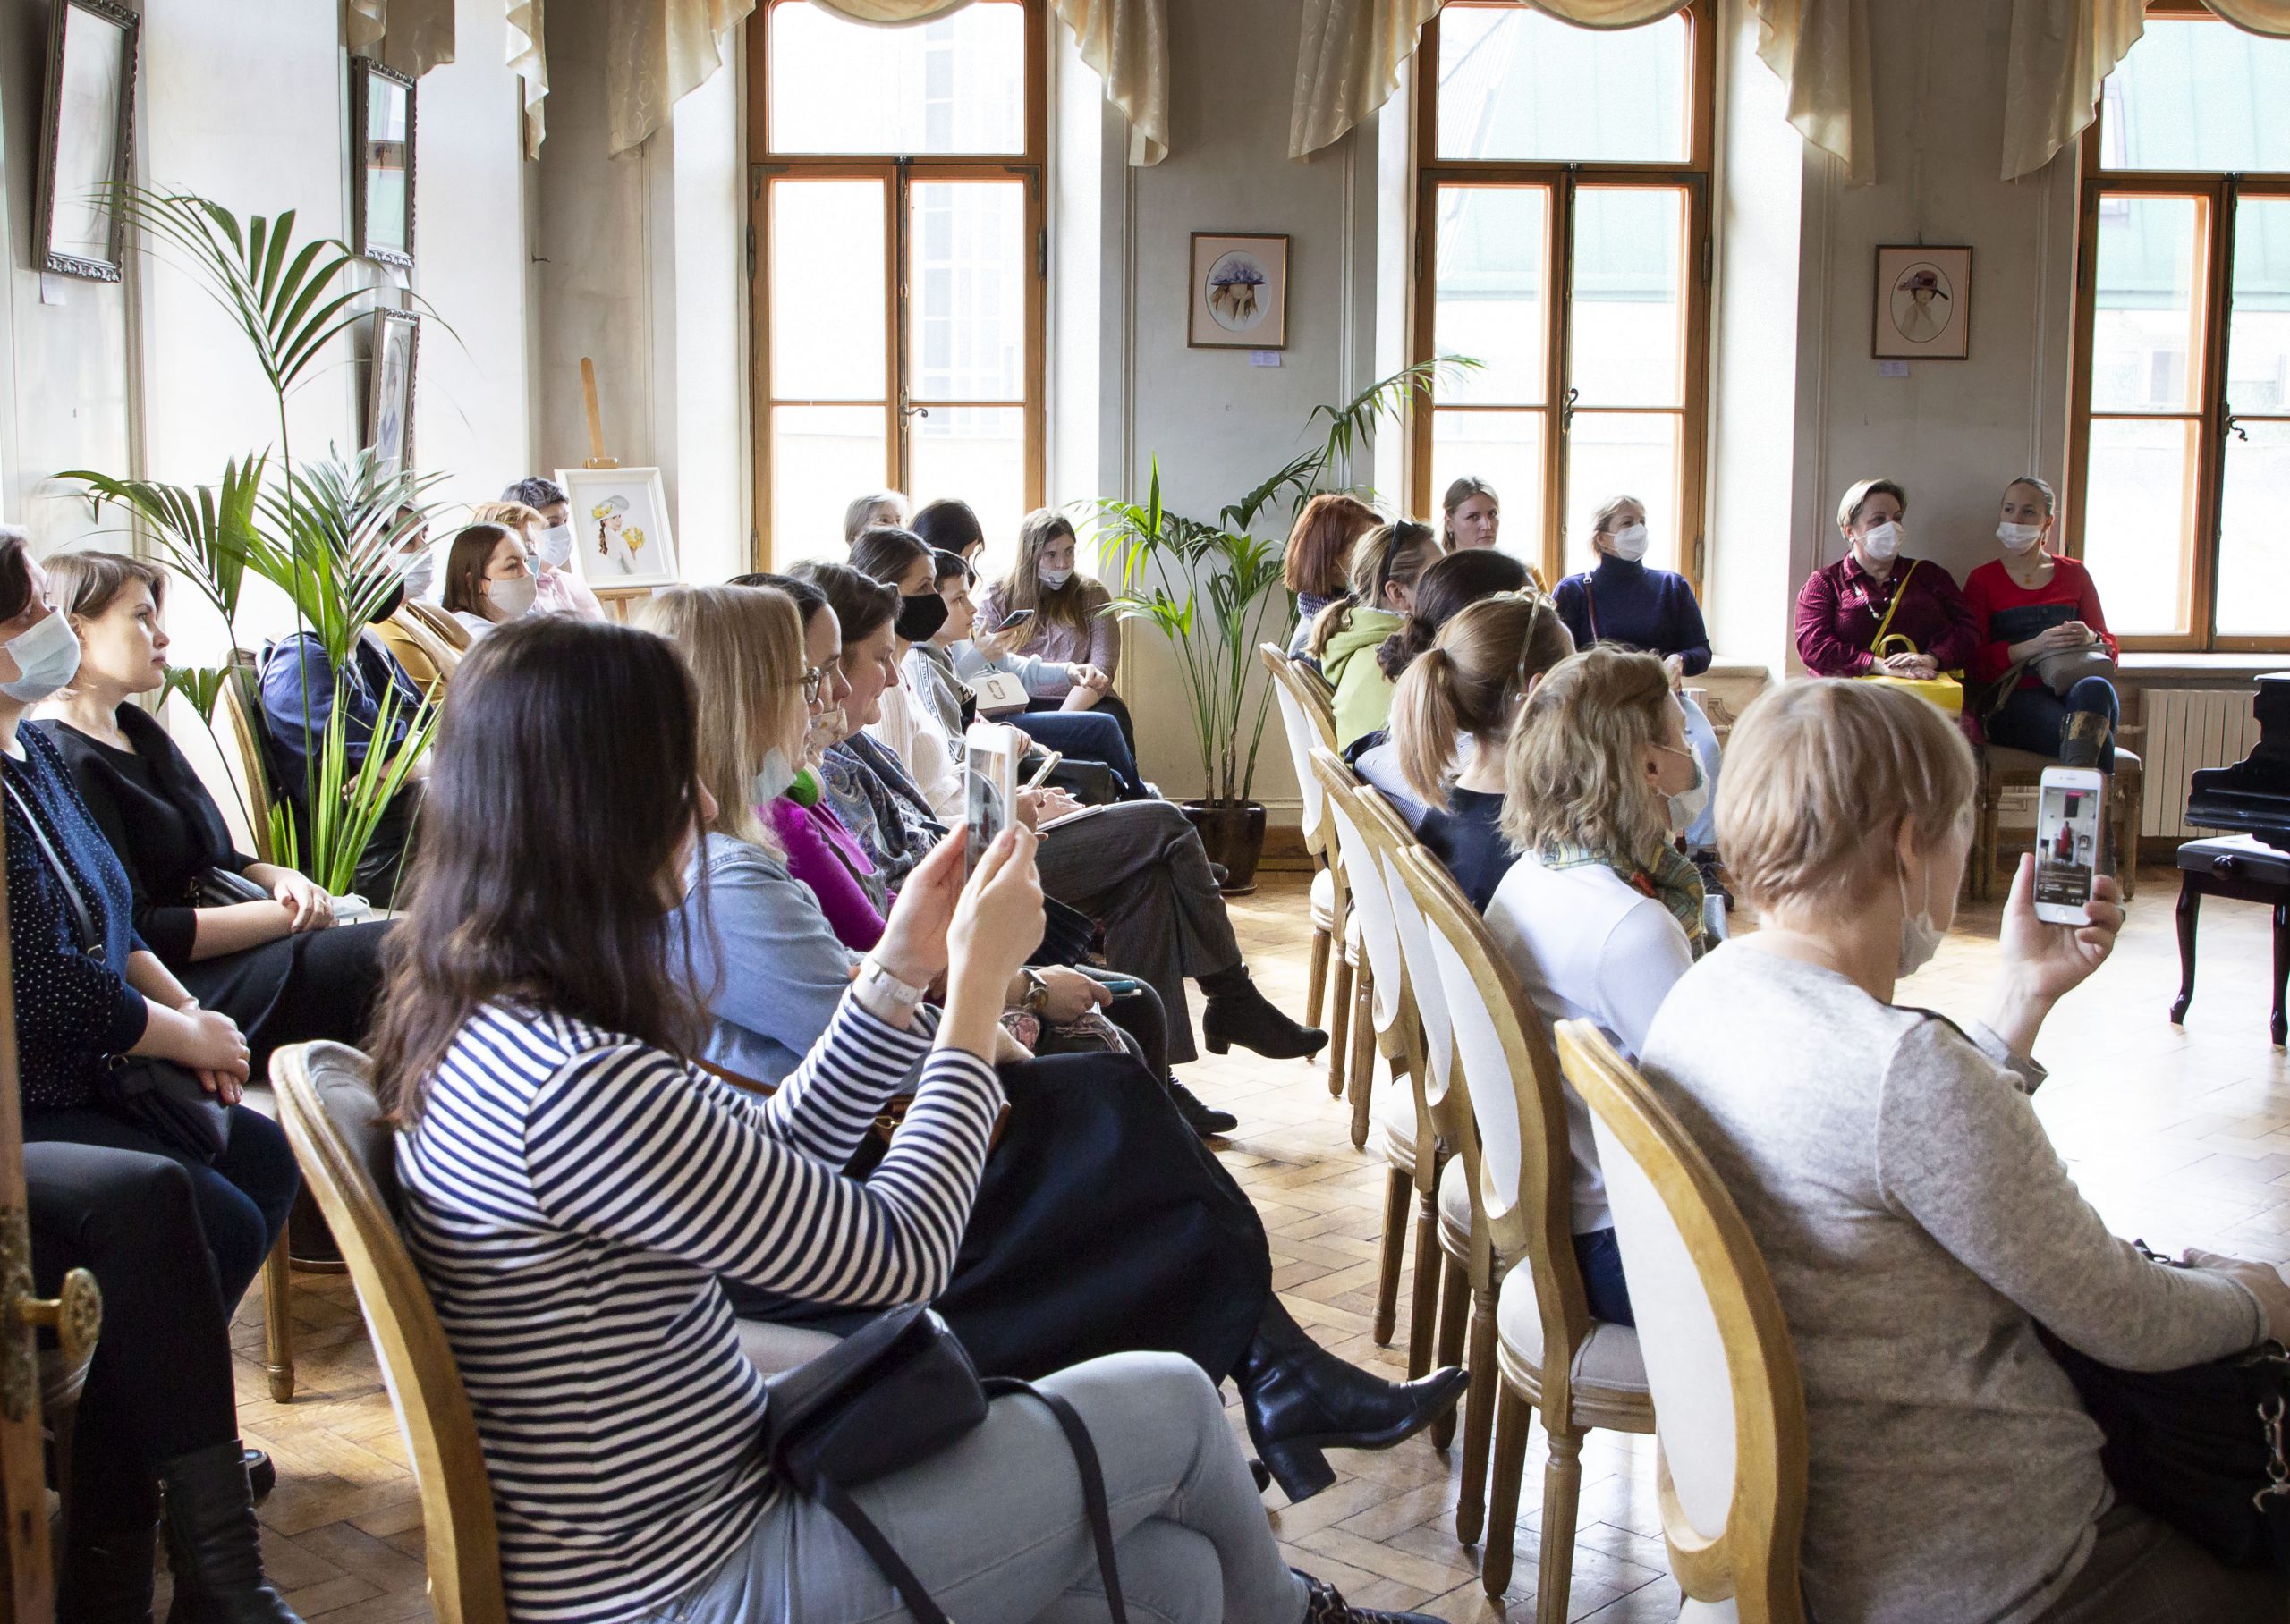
[556,467,681,590]
[352,57,416,268]
[1189,233,1289,350]
[37,0,139,282]
[1873,245,1972,360]
[365,309,420,478]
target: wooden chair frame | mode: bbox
[1973,741,2144,903]
[1263,647,1353,1103]
[217,662,277,867]
[1308,749,1413,1159]
[1395,846,1657,1610]
[1554,1019,1809,1624]
[273,1042,507,1624]
[403,597,473,654]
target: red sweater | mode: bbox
[1794,554,1980,677]
[1961,554,2117,689]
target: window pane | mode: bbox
[768,1,1024,156]
[1431,410,1543,574]
[772,405,886,557]
[2229,197,2290,415]
[770,180,886,400]
[907,182,1026,403]
[912,407,1026,572]
[1563,413,1683,578]
[2216,419,2290,639]
[1570,187,1686,408]
[2099,19,2290,174]
[1433,186,1548,406]
[2091,193,2209,413]
[1437,6,1690,163]
[2081,417,2200,638]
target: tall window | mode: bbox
[2068,5,2290,650]
[750,0,1047,565]
[1411,3,1715,588]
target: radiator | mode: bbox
[2141,689,2263,839]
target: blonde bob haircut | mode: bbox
[1390,593,1575,812]
[638,584,808,855]
[1499,646,1678,867]
[1717,679,1976,917]
[1836,478,1907,536]
[471,500,543,537]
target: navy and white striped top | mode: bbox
[394,992,1004,1624]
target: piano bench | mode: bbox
[1972,746,2143,905]
[2169,835,2290,1048]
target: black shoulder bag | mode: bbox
[3,777,231,1163]
[764,1305,1126,1623]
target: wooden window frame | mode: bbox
[745,0,1049,571]
[1408,0,1718,594]
[2065,2,2290,653]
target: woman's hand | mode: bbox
[1032,966,1112,1023]
[937,828,1045,1060]
[980,622,1030,660]
[140,1003,251,1103]
[1985,856,2124,1057]
[1662,654,1686,689]
[2185,1249,2290,1346]
[268,869,335,933]
[875,832,964,990]
[1013,787,1083,831]
[1069,664,1113,696]
[1881,651,1938,678]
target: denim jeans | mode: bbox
[1573,1228,1635,1327]
[1013,705,1149,800]
[1987,677,2120,773]
[652,1352,1308,1624]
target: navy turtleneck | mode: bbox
[1552,553,1712,675]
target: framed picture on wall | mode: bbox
[1873,245,1972,360]
[1189,233,1289,350]
[37,0,139,282]
[352,57,416,268]
[365,309,420,478]
[556,467,682,590]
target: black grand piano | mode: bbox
[2173,671,2290,1045]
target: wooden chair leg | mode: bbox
[1480,1383,1533,1597]
[1406,1175,1442,1380]
[1532,1426,1585,1624]
[2114,770,2141,901]
[1325,953,1353,1099]
[262,1228,295,1403]
[1345,973,1375,1150]
[1455,1284,1500,1545]
[1429,1253,1470,1450]
[1304,924,1331,1030]
[1372,1165,1409,1346]
[1348,1045,1378,1153]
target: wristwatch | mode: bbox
[1019,968,1051,1016]
[854,958,927,1016]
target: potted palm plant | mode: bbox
[1097,360,1468,892]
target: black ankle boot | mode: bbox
[1166,1076,1238,1138]
[158,1442,301,1624]
[1296,1569,1444,1622]
[1199,969,1327,1062]
[1232,1299,1468,1502]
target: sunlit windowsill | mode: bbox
[2119,653,2289,679]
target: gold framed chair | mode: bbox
[403,597,473,654]
[1262,646,1352,1101]
[1556,1019,1809,1624]
[374,609,462,698]
[1395,847,1657,1611]
[273,1042,508,1624]
[216,663,277,867]
[1308,749,1411,1161]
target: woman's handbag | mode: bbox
[2033,644,2118,698]
[763,1304,1128,1623]
[2040,1300,2290,1572]
[1852,561,1965,715]
[2,779,230,1162]
[194,867,272,906]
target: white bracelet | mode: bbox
[854,958,926,1016]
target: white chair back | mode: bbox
[1311,749,1405,1034]
[1421,878,1523,1229]
[1378,827,1453,1118]
[1261,645,1329,859]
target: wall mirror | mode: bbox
[38,0,140,282]
[352,57,415,268]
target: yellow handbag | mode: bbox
[1854,563,1963,715]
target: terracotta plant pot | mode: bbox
[1181,799,1268,895]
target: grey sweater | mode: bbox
[1640,943,2262,1624]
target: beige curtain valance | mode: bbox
[1287,0,1873,182]
[605,0,757,156]
[2003,0,2290,181]
[345,0,458,78]
[508,0,549,159]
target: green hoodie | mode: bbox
[1319,606,1404,750]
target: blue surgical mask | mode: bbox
[751,746,797,807]
[1,611,81,703]
[535,523,575,569]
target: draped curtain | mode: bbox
[507,0,549,159]
[344,0,459,78]
[1287,0,1875,182]
[2002,0,2290,180]
[605,0,757,155]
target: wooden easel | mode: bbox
[579,356,649,625]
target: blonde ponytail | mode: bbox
[1387,593,1577,814]
[1393,647,1467,811]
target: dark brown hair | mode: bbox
[0,529,34,623]
[1282,493,1380,596]
[440,522,520,619]
[367,616,708,1122]
[47,550,167,622]
[1374,546,1530,680]
[912,499,984,557]
[849,526,933,591]
[791,558,897,646]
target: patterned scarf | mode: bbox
[1539,840,1708,958]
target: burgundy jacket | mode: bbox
[1794,554,1980,677]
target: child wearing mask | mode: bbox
[491,478,606,620]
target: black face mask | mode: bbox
[895,591,950,645]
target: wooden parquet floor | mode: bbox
[216,862,2290,1621]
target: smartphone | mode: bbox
[1023,750,1063,791]
[2033,765,2105,924]
[963,721,1024,875]
[997,609,1036,630]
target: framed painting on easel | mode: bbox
[556,466,680,589]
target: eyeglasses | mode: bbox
[801,664,828,701]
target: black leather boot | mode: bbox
[1166,1076,1238,1138]
[1232,1298,1468,1502]
[59,1518,160,1624]
[1296,1569,1445,1622]
[1199,968,1327,1062]
[158,1442,301,1624]
[2061,709,2113,772]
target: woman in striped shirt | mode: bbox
[375,617,1434,1624]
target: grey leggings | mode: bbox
[655,1352,1307,1624]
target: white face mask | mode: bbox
[1997,521,2045,554]
[1859,520,1904,563]
[1,612,82,703]
[535,524,575,569]
[1663,744,1709,837]
[400,549,437,600]
[1607,522,1650,562]
[1896,865,1943,978]
[751,746,797,807]
[487,574,539,621]
[805,706,846,760]
[1038,566,1074,591]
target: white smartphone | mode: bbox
[963,721,1024,875]
[2033,765,2105,925]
